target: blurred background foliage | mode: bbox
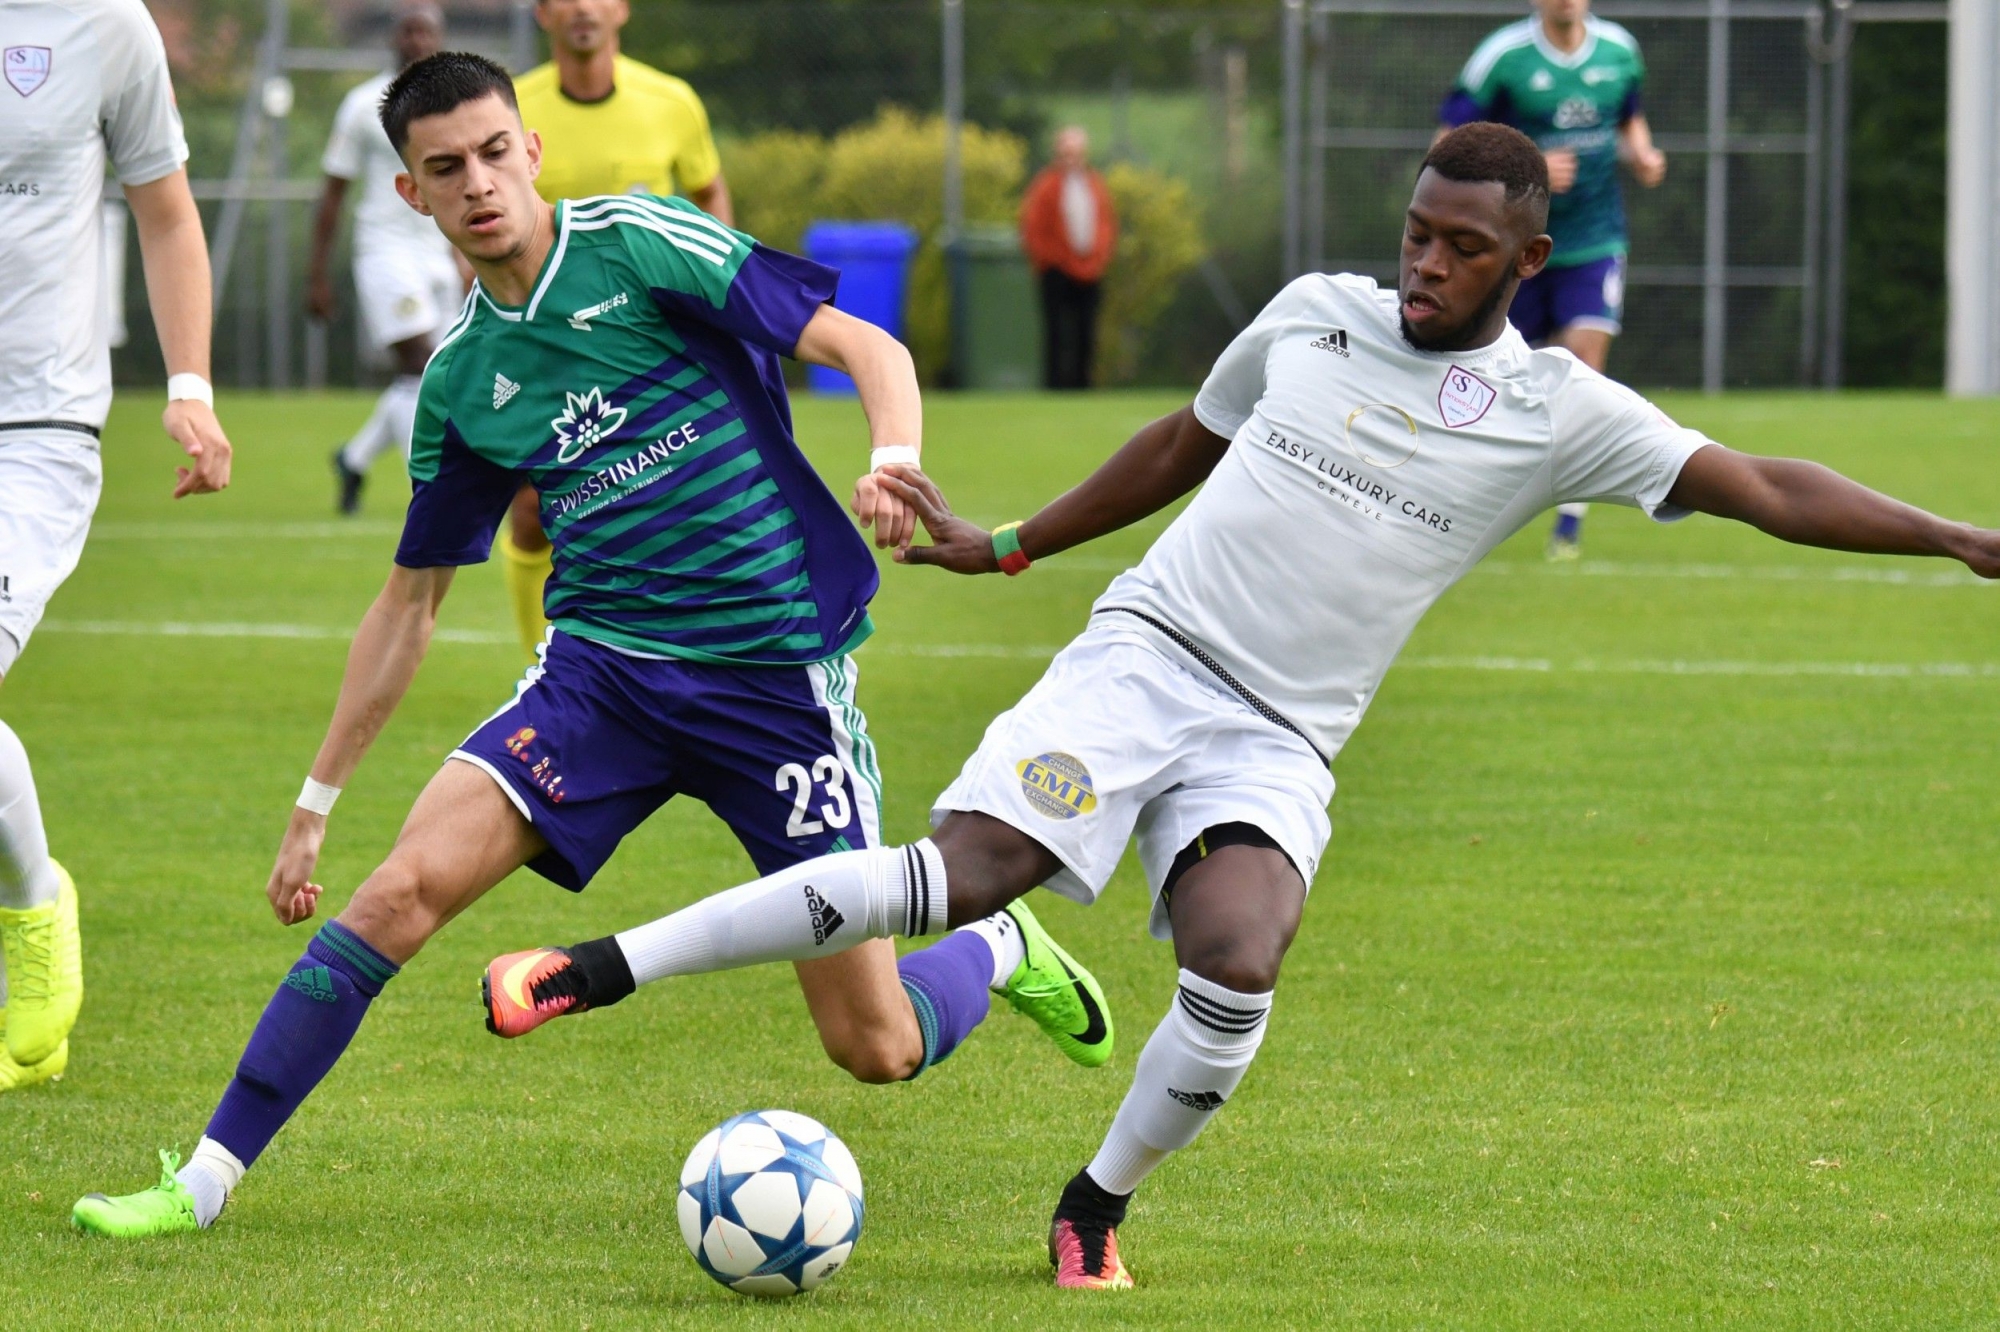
[144,0,1948,389]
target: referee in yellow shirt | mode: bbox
[498,0,736,654]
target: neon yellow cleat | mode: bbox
[997,900,1115,1068]
[72,1150,201,1237]
[0,1004,65,1092]
[0,862,82,1066]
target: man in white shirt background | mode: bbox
[308,2,455,515]
[477,122,2000,1288]
[0,0,232,1093]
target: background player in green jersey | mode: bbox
[72,53,1109,1237]
[1442,0,1666,558]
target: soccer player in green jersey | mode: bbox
[1442,0,1666,558]
[72,52,1111,1237]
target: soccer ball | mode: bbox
[677,1109,865,1298]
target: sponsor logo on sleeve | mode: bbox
[4,47,51,98]
[1016,753,1097,820]
[1437,365,1497,429]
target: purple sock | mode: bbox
[897,930,996,1077]
[204,921,398,1166]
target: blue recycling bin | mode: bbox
[800,221,919,395]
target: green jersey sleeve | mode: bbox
[569,193,840,357]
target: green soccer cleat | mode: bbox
[72,1150,202,1237]
[997,900,1115,1068]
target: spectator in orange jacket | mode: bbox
[1020,126,1118,389]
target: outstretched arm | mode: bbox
[794,304,923,549]
[124,169,232,498]
[1667,445,2000,577]
[881,404,1232,573]
[266,564,457,925]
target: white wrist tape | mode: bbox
[296,777,341,817]
[869,445,920,472]
[167,373,214,408]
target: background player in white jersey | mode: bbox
[0,0,232,1091]
[309,3,457,515]
[485,123,2000,1288]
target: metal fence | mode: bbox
[1279,0,1945,391]
[115,0,1947,393]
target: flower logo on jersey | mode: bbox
[551,386,627,463]
[4,47,51,98]
[1553,96,1601,130]
[1437,366,1497,429]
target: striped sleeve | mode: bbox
[1456,18,1534,103]
[585,193,838,357]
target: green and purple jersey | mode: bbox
[397,194,876,665]
[1442,16,1646,268]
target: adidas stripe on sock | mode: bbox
[1085,968,1273,1196]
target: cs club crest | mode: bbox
[552,386,626,463]
[5,47,51,97]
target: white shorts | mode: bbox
[353,244,461,351]
[932,622,1335,940]
[0,429,103,673]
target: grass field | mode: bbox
[6,388,2000,1328]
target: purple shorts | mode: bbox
[1508,253,1625,344]
[452,631,883,890]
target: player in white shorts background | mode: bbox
[0,0,233,1091]
[308,2,458,515]
[484,122,2000,1288]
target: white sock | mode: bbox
[1084,969,1273,1195]
[615,840,948,986]
[1556,502,1589,519]
[341,376,421,473]
[960,911,1026,990]
[0,720,58,910]
[383,374,421,462]
[176,1136,244,1228]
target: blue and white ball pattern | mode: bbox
[677,1109,864,1298]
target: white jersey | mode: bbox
[0,0,186,428]
[1094,273,1712,761]
[322,71,452,260]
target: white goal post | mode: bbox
[1948,0,2000,395]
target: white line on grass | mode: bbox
[35,621,2000,681]
[1035,554,1992,588]
[864,643,2000,680]
[40,619,510,645]
[88,521,403,540]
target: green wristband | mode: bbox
[992,522,1030,575]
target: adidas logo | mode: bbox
[804,885,846,946]
[282,964,338,1003]
[493,373,521,409]
[1309,328,1350,357]
[1166,1087,1226,1112]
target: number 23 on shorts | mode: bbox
[775,756,852,838]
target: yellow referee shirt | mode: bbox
[515,54,722,203]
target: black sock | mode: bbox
[559,936,636,1010]
[1055,1166,1133,1230]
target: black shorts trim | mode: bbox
[1160,822,1297,910]
[0,420,100,439]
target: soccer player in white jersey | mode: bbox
[311,2,457,515]
[0,0,232,1092]
[487,122,2000,1288]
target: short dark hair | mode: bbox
[1420,122,1551,231]
[379,51,518,156]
